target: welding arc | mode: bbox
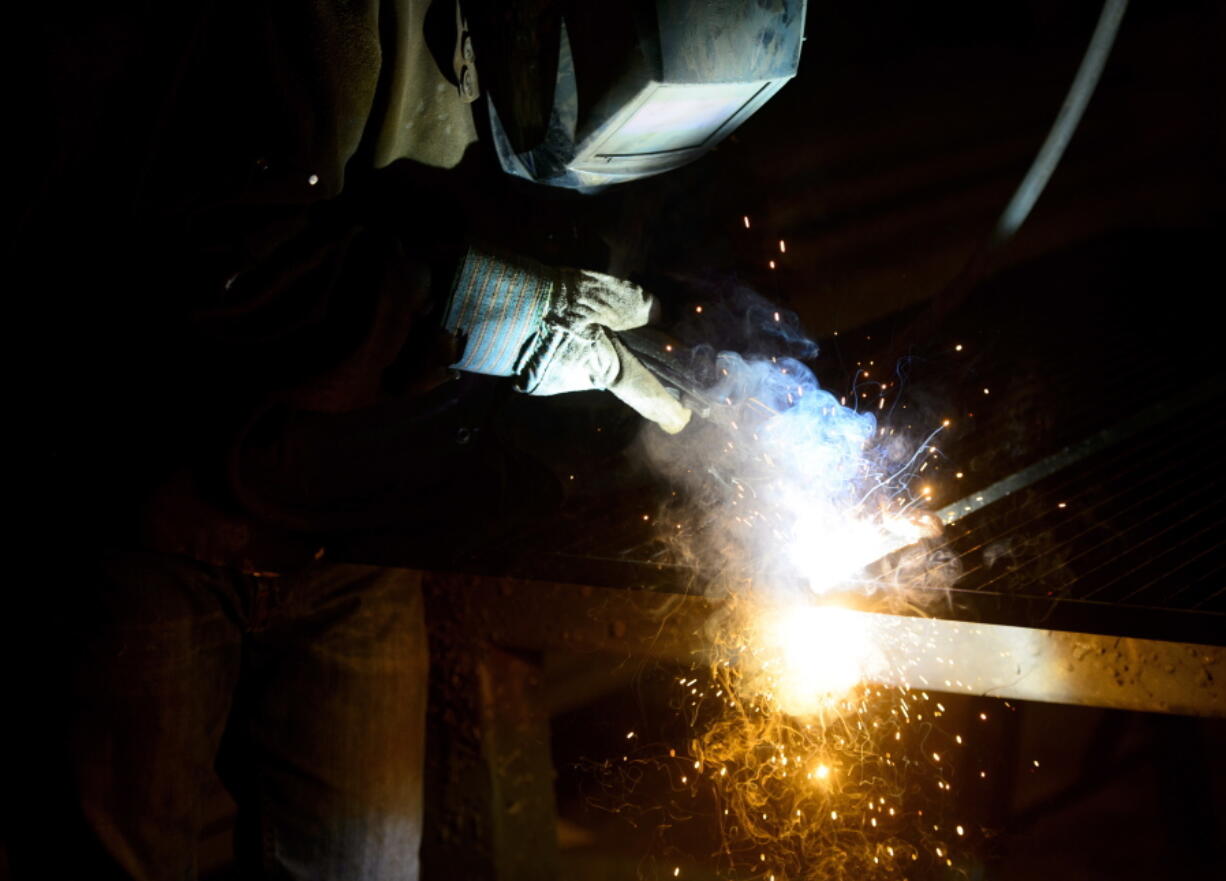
[883,0,1129,359]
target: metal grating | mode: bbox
[931,401,1226,644]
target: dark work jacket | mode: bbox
[20,2,555,572]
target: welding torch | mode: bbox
[618,327,721,422]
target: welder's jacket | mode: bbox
[23,2,552,570]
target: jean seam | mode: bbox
[260,776,279,878]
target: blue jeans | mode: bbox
[11,551,427,880]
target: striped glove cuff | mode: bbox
[442,246,556,377]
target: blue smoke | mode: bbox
[644,291,941,601]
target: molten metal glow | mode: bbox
[760,604,884,716]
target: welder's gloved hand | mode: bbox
[443,246,691,433]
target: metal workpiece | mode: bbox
[848,612,1224,718]
[419,567,1221,880]
[422,570,716,663]
[934,384,1209,527]
[424,571,1224,718]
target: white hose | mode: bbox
[993,0,1130,244]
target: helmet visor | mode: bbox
[485,0,806,190]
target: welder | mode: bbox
[11,1,805,877]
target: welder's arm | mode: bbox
[443,246,692,434]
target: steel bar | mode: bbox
[936,383,1210,526]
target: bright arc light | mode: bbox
[788,512,935,595]
[787,516,888,595]
[761,605,883,716]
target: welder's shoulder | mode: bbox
[25,3,386,215]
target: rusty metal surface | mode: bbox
[422,571,715,662]
[837,611,1225,718]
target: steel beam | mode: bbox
[424,572,1225,717]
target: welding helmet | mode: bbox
[465,0,807,191]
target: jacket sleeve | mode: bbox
[27,2,473,406]
[145,0,472,414]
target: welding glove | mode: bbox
[443,246,691,433]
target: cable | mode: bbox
[992,0,1130,244]
[883,0,1130,360]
